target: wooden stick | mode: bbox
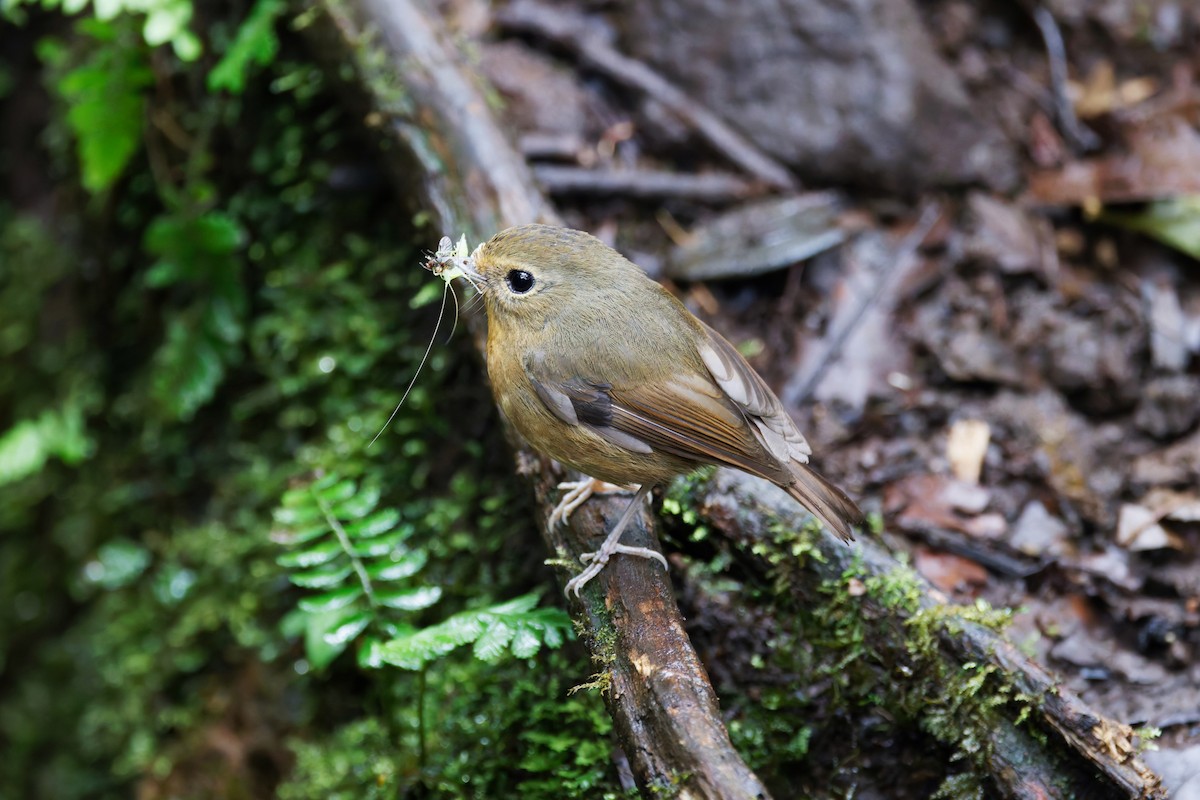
[496,0,798,192]
[533,164,756,200]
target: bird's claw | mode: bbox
[564,544,668,598]
[548,479,633,529]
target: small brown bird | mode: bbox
[446,224,862,596]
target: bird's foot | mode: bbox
[549,478,633,529]
[562,485,664,598]
[565,545,668,598]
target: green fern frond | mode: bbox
[273,472,442,670]
[274,473,571,672]
[374,592,572,670]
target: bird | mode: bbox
[442,223,862,597]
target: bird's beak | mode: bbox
[457,251,487,285]
[454,251,488,297]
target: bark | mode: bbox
[303,0,1165,797]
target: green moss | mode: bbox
[278,718,401,800]
[0,8,558,798]
[278,650,629,799]
[1133,725,1161,755]
[660,478,1031,795]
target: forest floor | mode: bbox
[467,0,1200,793]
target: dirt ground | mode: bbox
[467,0,1200,793]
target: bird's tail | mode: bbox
[783,465,863,543]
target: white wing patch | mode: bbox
[698,338,750,406]
[698,328,813,464]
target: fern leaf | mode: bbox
[314,477,357,504]
[332,483,381,519]
[302,608,355,671]
[365,550,428,582]
[276,538,342,568]
[375,618,473,670]
[288,562,353,590]
[375,586,442,610]
[509,626,543,659]
[273,502,322,527]
[343,509,401,539]
[472,620,515,662]
[323,609,372,648]
[349,529,412,558]
[273,520,327,545]
[483,592,540,616]
[374,595,572,670]
[297,586,362,614]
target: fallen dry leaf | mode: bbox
[946,418,991,484]
[885,473,1007,540]
[1009,500,1073,558]
[914,547,988,595]
[1116,503,1183,552]
[1027,114,1200,206]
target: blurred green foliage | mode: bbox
[0,3,611,798]
[278,650,631,799]
[1104,195,1200,261]
[35,19,153,194]
[7,0,202,60]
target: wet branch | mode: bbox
[533,164,756,201]
[697,469,1166,799]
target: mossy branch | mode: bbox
[686,468,1166,799]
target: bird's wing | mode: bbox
[692,321,813,467]
[523,350,792,484]
[693,322,862,540]
[524,330,862,541]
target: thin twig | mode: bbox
[786,204,940,406]
[533,164,756,201]
[496,0,798,191]
[1030,5,1100,153]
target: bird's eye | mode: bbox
[506,269,535,294]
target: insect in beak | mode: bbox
[424,234,485,293]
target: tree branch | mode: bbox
[695,469,1166,799]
